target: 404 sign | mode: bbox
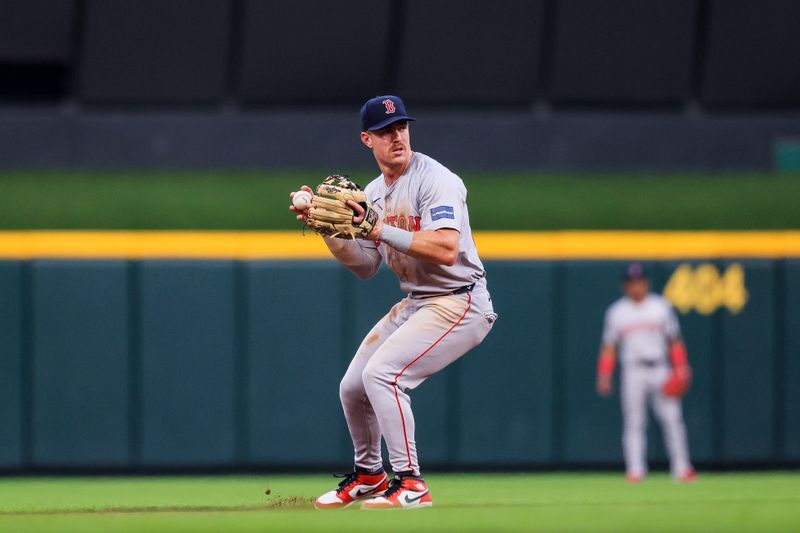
[663,263,748,315]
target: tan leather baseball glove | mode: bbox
[306,175,378,239]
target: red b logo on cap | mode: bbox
[382,99,396,114]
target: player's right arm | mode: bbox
[322,238,382,280]
[290,185,382,280]
[596,307,619,397]
[596,344,617,397]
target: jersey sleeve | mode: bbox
[664,303,682,340]
[418,171,465,232]
[358,238,378,251]
[601,308,619,346]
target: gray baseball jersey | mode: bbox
[602,293,681,366]
[360,151,486,295]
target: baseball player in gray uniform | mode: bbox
[596,263,695,483]
[290,95,496,509]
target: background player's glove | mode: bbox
[306,175,378,239]
[662,365,691,397]
[663,341,691,397]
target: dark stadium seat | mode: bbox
[238,0,390,105]
[397,0,545,105]
[0,0,74,61]
[78,0,230,105]
[549,0,697,106]
[701,0,800,108]
[0,0,75,101]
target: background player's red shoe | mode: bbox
[676,469,697,483]
[626,473,644,484]
[361,474,432,509]
[314,470,389,509]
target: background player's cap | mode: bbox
[623,263,648,281]
[360,95,416,132]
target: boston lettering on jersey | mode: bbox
[619,321,662,337]
[385,214,422,232]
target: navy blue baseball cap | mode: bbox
[623,263,648,281]
[360,95,416,131]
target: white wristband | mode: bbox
[379,225,414,253]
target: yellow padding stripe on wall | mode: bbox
[0,231,799,260]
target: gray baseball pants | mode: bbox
[621,364,693,478]
[339,288,495,475]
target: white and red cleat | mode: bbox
[361,474,432,510]
[314,470,389,509]
[676,469,697,483]
[626,473,644,484]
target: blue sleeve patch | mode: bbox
[430,205,455,221]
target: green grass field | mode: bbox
[1,473,798,532]
[1,171,799,230]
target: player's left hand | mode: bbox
[662,365,692,397]
[348,200,382,240]
[305,175,378,239]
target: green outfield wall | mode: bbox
[0,259,797,471]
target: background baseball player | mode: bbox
[596,263,695,483]
[290,95,496,509]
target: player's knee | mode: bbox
[361,361,389,391]
[662,411,683,428]
[624,418,646,433]
[339,374,363,404]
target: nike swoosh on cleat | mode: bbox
[354,486,379,497]
[401,491,428,505]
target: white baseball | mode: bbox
[292,190,312,210]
